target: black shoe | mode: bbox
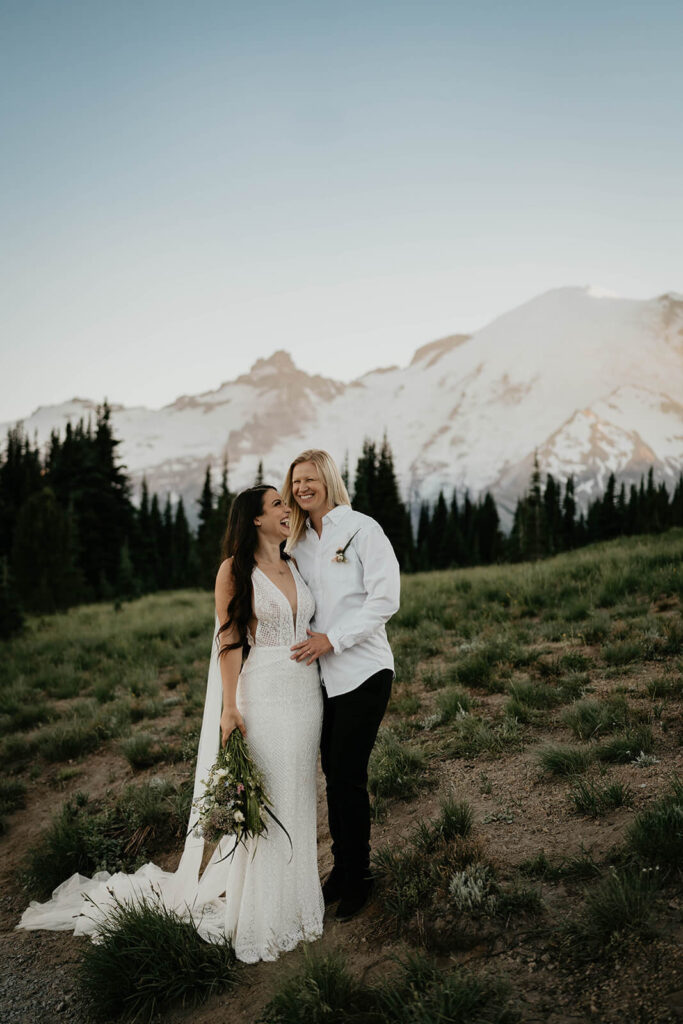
[336,879,374,922]
[322,866,344,906]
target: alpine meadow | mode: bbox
[1,528,682,1023]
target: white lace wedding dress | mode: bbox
[16,562,325,964]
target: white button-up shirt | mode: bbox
[291,504,401,697]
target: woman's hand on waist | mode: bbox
[220,706,246,746]
[290,628,333,665]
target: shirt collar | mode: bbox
[305,503,352,529]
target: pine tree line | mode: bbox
[348,437,504,571]
[0,409,200,624]
[508,453,683,562]
[1,413,681,638]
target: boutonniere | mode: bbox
[332,529,360,563]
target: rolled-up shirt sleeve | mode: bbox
[325,523,400,654]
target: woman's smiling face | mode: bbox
[254,488,291,540]
[291,460,329,517]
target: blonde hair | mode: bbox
[282,449,351,550]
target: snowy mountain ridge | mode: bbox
[5,286,683,526]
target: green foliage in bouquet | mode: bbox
[189,728,290,860]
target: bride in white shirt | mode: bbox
[282,449,400,922]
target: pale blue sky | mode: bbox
[2,0,682,421]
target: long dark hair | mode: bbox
[217,484,289,660]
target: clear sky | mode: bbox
[2,0,682,422]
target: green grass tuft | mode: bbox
[570,777,634,817]
[414,797,474,854]
[435,686,472,723]
[259,950,516,1024]
[120,732,168,769]
[79,891,238,1023]
[567,866,659,951]
[646,675,683,699]
[447,712,522,758]
[0,733,39,769]
[374,952,516,1024]
[369,730,426,801]
[537,744,593,776]
[0,777,27,814]
[602,641,643,666]
[437,797,474,841]
[562,696,631,740]
[508,679,562,709]
[595,726,655,764]
[626,775,683,868]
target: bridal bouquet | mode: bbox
[189,728,290,861]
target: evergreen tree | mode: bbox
[0,425,43,560]
[671,472,683,526]
[160,495,174,589]
[562,476,577,550]
[350,437,413,568]
[134,478,157,591]
[172,497,192,587]
[442,490,464,567]
[598,473,618,540]
[198,466,214,531]
[116,539,140,600]
[508,494,527,562]
[585,496,600,543]
[428,491,449,568]
[416,502,431,571]
[352,440,378,515]
[576,511,587,545]
[645,468,658,530]
[625,483,639,535]
[215,455,235,538]
[655,480,670,532]
[11,488,83,612]
[461,491,479,564]
[543,474,562,554]
[149,494,164,588]
[42,405,132,597]
[92,402,133,587]
[616,482,627,536]
[196,455,237,586]
[636,477,647,533]
[526,453,544,560]
[197,466,221,588]
[254,460,264,486]
[0,557,25,639]
[477,492,502,563]
[374,437,413,568]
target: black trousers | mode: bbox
[320,668,393,888]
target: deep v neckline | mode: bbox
[254,564,299,634]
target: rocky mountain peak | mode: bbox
[410,334,470,368]
[250,350,298,377]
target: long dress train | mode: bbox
[16,562,324,963]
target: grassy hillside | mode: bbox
[1,530,682,1023]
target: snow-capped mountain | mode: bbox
[5,287,683,526]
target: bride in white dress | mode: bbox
[17,484,324,964]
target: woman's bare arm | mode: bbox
[215,557,247,744]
